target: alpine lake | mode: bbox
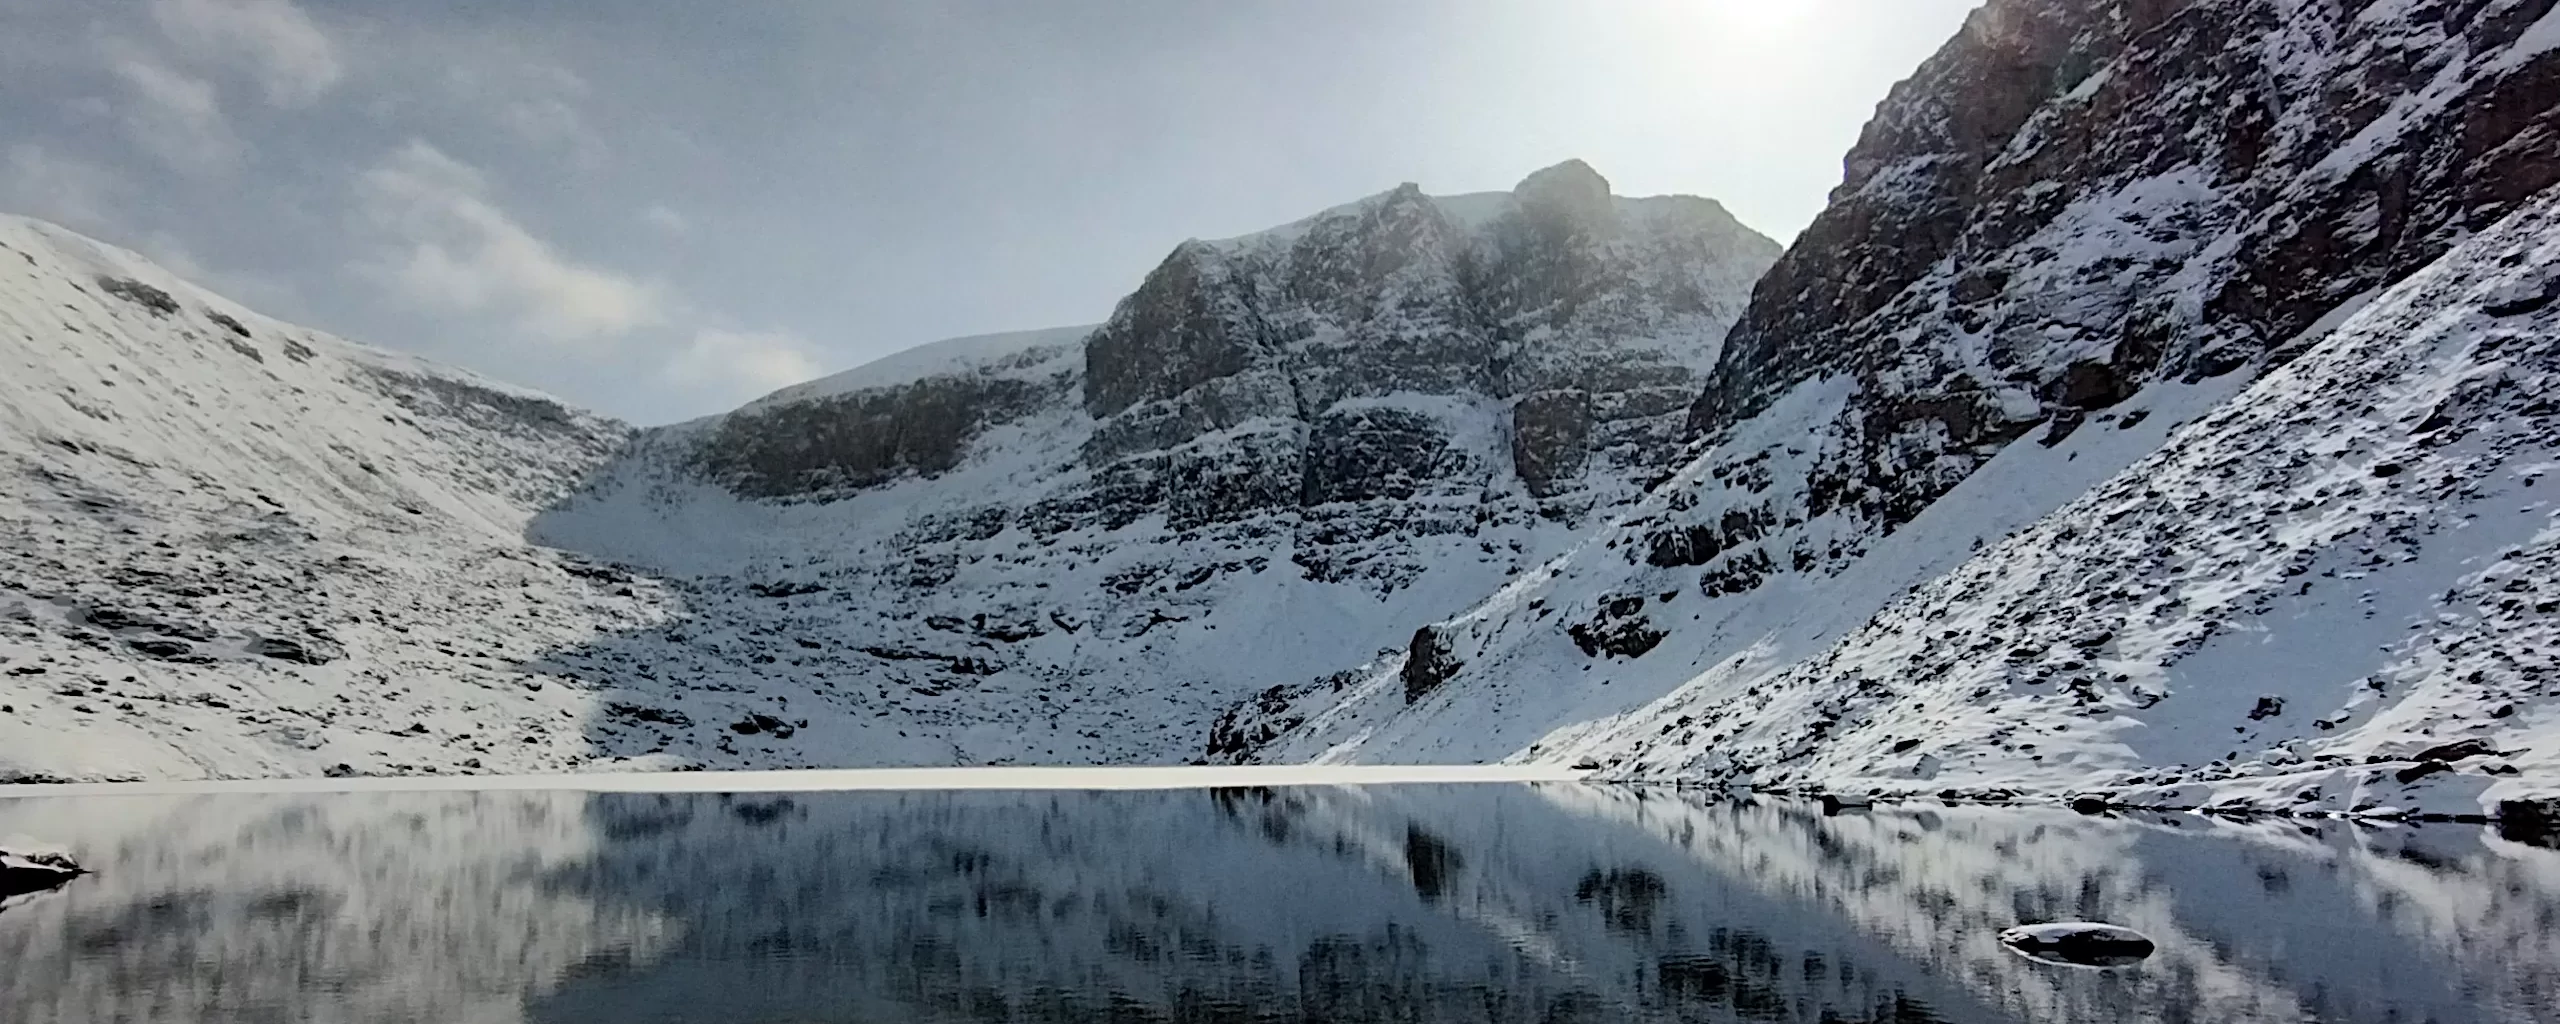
[2,767,2555,1023]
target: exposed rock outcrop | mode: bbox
[1687,0,2560,564]
[0,845,83,901]
[536,163,1779,765]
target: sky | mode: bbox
[0,0,1980,425]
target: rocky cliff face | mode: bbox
[1230,0,2560,817]
[525,162,1778,766]
[1689,0,2560,545]
[693,161,1774,534]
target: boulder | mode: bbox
[125,637,196,659]
[1402,625,1463,704]
[729,712,795,739]
[250,634,342,665]
[0,845,84,902]
[2412,737,2499,763]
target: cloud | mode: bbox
[641,204,690,235]
[149,0,341,106]
[496,93,591,153]
[103,43,243,171]
[354,140,665,341]
[431,55,607,164]
[2,143,303,313]
[1,144,120,230]
[665,328,826,404]
[131,228,301,311]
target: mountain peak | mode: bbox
[1511,159,1613,224]
[1514,158,1607,194]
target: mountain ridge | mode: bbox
[0,160,1783,779]
[525,158,1781,767]
[6,0,2557,820]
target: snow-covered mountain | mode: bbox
[0,163,1777,779]
[1225,0,2560,818]
[522,162,1778,767]
[7,0,2556,817]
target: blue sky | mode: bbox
[0,0,1978,423]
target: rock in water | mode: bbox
[0,846,84,902]
[1998,922,2155,968]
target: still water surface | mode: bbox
[2,780,2556,1023]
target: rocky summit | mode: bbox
[687,159,1774,526]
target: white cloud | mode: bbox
[666,328,825,403]
[641,204,690,235]
[103,44,243,171]
[149,0,341,107]
[355,139,665,342]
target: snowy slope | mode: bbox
[1254,190,2560,817]
[0,214,667,781]
[737,323,1095,413]
[0,214,1360,780]
[1228,0,2560,818]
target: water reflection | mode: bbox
[0,784,2554,1023]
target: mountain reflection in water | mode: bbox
[2,783,2556,1023]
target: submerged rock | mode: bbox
[1998,922,2155,968]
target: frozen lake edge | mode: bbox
[0,763,1589,798]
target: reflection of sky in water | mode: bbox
[2,785,2556,1023]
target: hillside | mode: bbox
[1225,0,2560,818]
[0,215,646,780]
